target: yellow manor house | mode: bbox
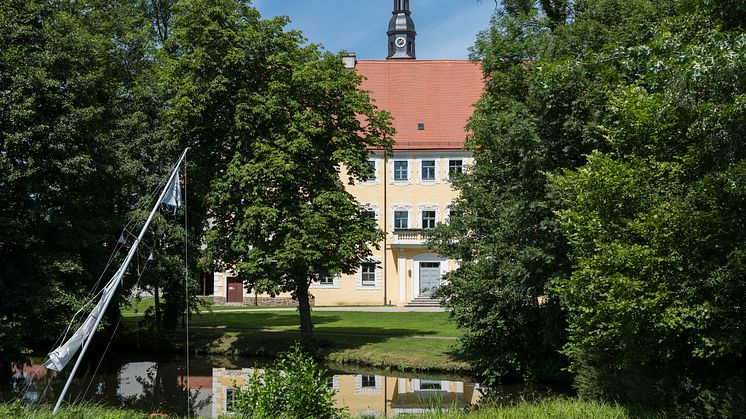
[211,1,485,307]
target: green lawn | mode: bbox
[120,301,465,372]
[186,310,460,337]
[123,298,461,338]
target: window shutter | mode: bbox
[375,257,382,288]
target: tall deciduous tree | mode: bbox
[162,0,393,339]
[0,0,142,364]
[549,10,746,415]
[435,0,745,413]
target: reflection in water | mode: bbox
[211,369,481,417]
[4,358,481,418]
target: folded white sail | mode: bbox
[43,267,124,372]
[161,168,182,209]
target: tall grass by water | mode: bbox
[0,401,150,418]
[1,398,639,418]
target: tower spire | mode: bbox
[387,0,416,59]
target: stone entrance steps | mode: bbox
[405,296,441,308]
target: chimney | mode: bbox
[342,53,357,69]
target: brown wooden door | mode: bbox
[226,277,243,303]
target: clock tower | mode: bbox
[387,0,416,60]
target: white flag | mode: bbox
[43,270,122,372]
[160,169,182,209]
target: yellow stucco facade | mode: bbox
[212,150,471,307]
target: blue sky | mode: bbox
[252,0,499,60]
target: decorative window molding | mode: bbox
[390,204,413,231]
[356,257,382,290]
[310,274,340,289]
[446,159,464,182]
[421,210,437,229]
[417,203,440,229]
[358,158,381,185]
[361,203,380,225]
[412,379,451,393]
[355,374,384,395]
[417,158,439,184]
[442,152,473,182]
[391,156,413,185]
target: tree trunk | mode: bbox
[296,285,313,340]
[154,283,162,333]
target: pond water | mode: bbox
[3,355,484,417]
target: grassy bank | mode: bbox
[426,399,634,418]
[120,304,468,373]
[1,399,644,418]
[0,403,149,418]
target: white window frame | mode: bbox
[390,155,413,185]
[310,274,340,289]
[355,374,384,394]
[393,160,409,182]
[418,158,438,183]
[421,210,437,229]
[444,152,472,182]
[394,210,409,230]
[412,378,451,393]
[448,159,463,178]
[361,203,380,225]
[391,204,413,231]
[356,257,382,290]
[417,204,440,229]
[359,158,380,185]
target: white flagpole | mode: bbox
[52,148,189,414]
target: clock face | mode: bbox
[395,36,406,48]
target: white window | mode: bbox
[422,210,436,229]
[449,159,463,175]
[394,161,409,181]
[311,274,340,289]
[319,276,334,285]
[356,258,381,290]
[361,375,376,387]
[365,160,377,181]
[394,211,409,230]
[226,388,237,413]
[361,263,376,287]
[364,209,377,221]
[421,160,436,181]
[419,380,442,390]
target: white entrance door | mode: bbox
[419,262,441,297]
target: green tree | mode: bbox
[549,13,746,414]
[0,0,144,364]
[429,0,717,388]
[161,0,392,339]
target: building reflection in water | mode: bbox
[6,362,480,418]
[211,368,481,417]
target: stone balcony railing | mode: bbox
[391,228,430,245]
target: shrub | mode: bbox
[232,343,346,418]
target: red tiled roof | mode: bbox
[357,60,485,150]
